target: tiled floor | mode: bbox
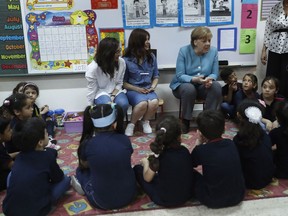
[105,197,288,216]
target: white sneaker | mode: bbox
[142,120,152,134]
[71,175,85,195]
[125,123,135,136]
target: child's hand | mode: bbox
[40,105,49,114]
[265,121,273,132]
[140,157,149,166]
[229,82,238,91]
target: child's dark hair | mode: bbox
[261,76,279,91]
[12,117,46,152]
[196,110,225,140]
[80,104,124,143]
[2,93,29,116]
[12,82,27,94]
[22,82,39,96]
[95,37,120,79]
[236,99,264,149]
[150,116,181,155]
[0,116,10,135]
[243,73,258,91]
[274,100,288,136]
[220,67,234,81]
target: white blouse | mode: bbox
[264,2,288,54]
[85,57,126,105]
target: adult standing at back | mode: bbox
[261,0,288,99]
[85,37,129,114]
[123,28,159,137]
[170,26,222,133]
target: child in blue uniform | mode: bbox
[269,100,288,178]
[234,73,259,110]
[220,67,242,118]
[2,93,33,153]
[0,114,13,191]
[191,110,245,208]
[3,118,70,216]
[73,104,137,210]
[22,82,60,150]
[134,116,193,207]
[260,76,285,131]
[234,99,274,189]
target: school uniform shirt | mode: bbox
[85,58,126,105]
[260,94,284,122]
[79,131,137,210]
[221,82,242,104]
[0,143,12,191]
[3,148,64,216]
[264,2,288,54]
[134,145,193,207]
[234,132,274,189]
[6,117,22,153]
[269,126,288,178]
[170,45,219,91]
[123,53,159,89]
[191,138,245,208]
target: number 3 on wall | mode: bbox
[239,29,256,54]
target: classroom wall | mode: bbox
[0,8,266,113]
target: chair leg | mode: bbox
[179,100,182,119]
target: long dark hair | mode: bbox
[123,28,153,64]
[2,93,29,116]
[150,115,181,155]
[236,99,264,149]
[95,37,120,79]
[80,104,124,143]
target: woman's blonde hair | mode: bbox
[190,27,212,48]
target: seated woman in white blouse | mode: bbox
[85,37,129,114]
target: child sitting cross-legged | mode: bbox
[2,117,71,216]
[234,99,274,189]
[72,104,137,210]
[191,110,245,208]
[22,82,60,150]
[134,116,193,207]
[220,67,242,119]
[269,100,288,179]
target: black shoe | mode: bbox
[181,119,190,134]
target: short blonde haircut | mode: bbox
[190,27,213,48]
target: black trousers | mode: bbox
[266,51,288,98]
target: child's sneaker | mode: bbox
[142,120,152,134]
[49,136,57,145]
[46,140,61,151]
[71,175,85,195]
[125,123,135,136]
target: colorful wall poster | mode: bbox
[0,0,27,75]
[180,0,206,26]
[99,28,125,54]
[121,0,152,29]
[91,0,118,9]
[208,0,234,25]
[25,10,98,73]
[26,0,74,11]
[154,0,179,27]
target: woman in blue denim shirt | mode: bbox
[123,29,159,136]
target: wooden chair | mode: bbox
[179,99,205,119]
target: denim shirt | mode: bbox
[123,54,159,89]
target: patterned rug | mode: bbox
[1,120,288,216]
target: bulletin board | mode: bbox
[2,0,258,76]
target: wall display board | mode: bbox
[0,0,27,76]
[16,0,257,76]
